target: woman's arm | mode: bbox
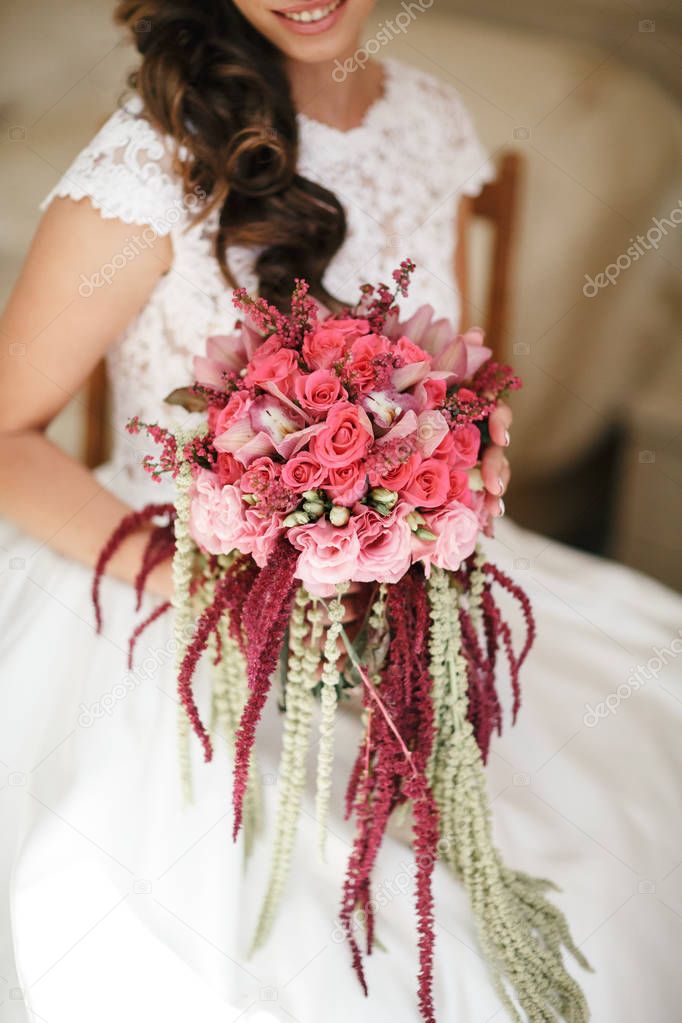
[0,197,175,596]
[455,195,512,517]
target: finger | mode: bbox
[481,446,510,496]
[485,491,506,518]
[488,402,512,447]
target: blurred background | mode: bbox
[1,0,681,588]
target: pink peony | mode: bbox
[311,402,373,469]
[281,451,327,493]
[294,369,346,417]
[400,457,450,509]
[354,505,412,584]
[326,461,368,506]
[412,501,480,576]
[289,518,361,597]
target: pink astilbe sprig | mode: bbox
[127,418,179,481]
[355,258,416,332]
[472,360,522,401]
[232,537,300,840]
[92,502,176,633]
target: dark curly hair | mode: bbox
[115,0,347,309]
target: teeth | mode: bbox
[282,0,341,23]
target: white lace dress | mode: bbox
[1,58,680,1023]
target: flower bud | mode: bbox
[302,500,325,518]
[329,505,350,527]
[302,489,321,502]
[415,526,437,541]
[406,510,426,531]
[369,487,398,509]
[283,509,310,527]
[468,468,484,492]
[242,492,258,505]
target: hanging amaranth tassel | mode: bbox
[251,587,319,950]
[427,566,590,1022]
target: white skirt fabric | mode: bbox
[1,482,681,1023]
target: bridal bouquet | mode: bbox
[94,262,588,1023]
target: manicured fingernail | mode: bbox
[497,477,505,495]
[498,498,505,517]
[504,430,511,446]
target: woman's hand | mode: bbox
[481,401,512,519]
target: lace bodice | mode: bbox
[42,58,493,497]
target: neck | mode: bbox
[285,55,384,131]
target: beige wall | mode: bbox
[1,1,681,587]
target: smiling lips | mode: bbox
[275,0,346,33]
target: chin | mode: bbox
[235,0,375,65]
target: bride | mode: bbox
[1,2,679,1021]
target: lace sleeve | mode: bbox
[39,97,190,234]
[445,88,496,198]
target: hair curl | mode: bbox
[115,0,347,309]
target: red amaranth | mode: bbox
[92,503,175,633]
[232,538,299,840]
[341,570,439,1022]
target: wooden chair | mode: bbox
[81,150,523,468]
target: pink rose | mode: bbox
[294,369,346,417]
[212,392,252,438]
[216,451,242,486]
[240,456,279,496]
[289,518,360,597]
[245,337,298,395]
[395,335,430,365]
[354,505,412,584]
[311,402,373,469]
[446,468,472,506]
[400,457,450,509]
[326,461,368,506]
[303,323,352,370]
[347,333,391,394]
[281,451,327,493]
[369,451,421,491]
[412,501,480,576]
[449,424,481,469]
[414,376,447,411]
